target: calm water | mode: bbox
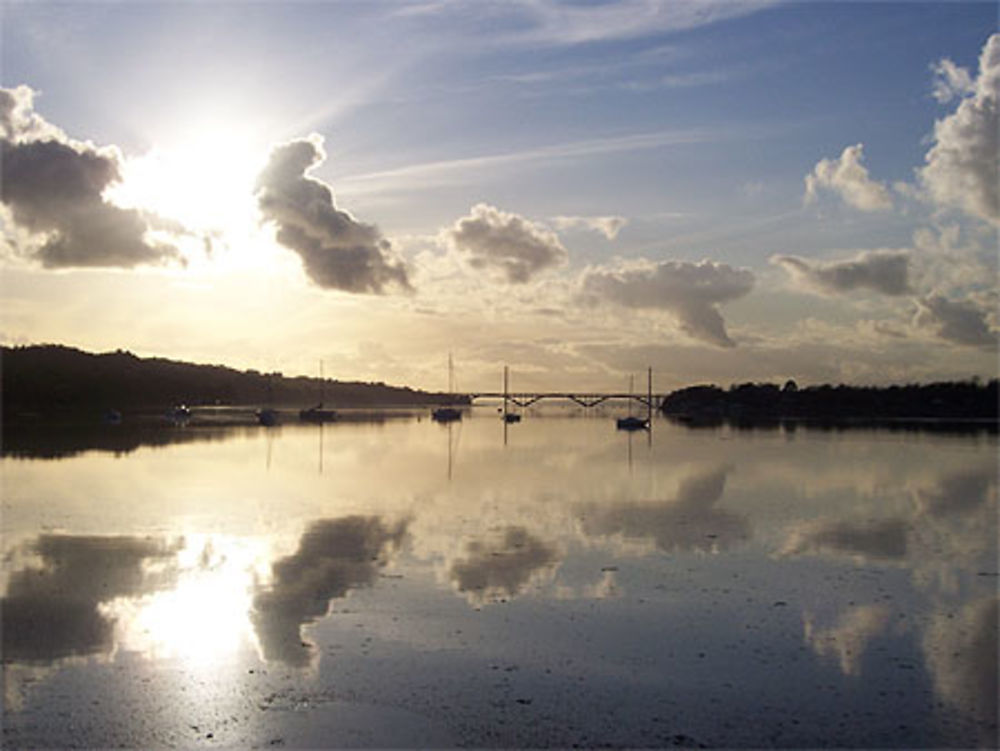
[2,411,997,748]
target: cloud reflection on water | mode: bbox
[250,516,408,668]
[1,534,180,663]
[449,525,560,605]
[578,466,749,554]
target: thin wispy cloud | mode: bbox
[338,127,736,194]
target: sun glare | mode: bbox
[110,124,266,244]
[102,536,263,666]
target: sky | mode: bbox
[1,0,997,392]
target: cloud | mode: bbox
[779,517,909,563]
[1,534,179,663]
[251,516,407,667]
[804,143,893,212]
[931,58,976,103]
[449,526,560,605]
[513,0,778,46]
[0,85,64,142]
[256,135,411,294]
[551,214,627,239]
[771,250,912,297]
[579,259,754,347]
[579,466,750,554]
[804,604,891,677]
[0,86,181,269]
[443,203,568,283]
[920,34,999,226]
[913,294,997,349]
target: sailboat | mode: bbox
[432,353,462,423]
[256,373,279,426]
[300,361,337,422]
[616,372,650,431]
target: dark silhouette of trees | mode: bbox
[661,379,998,422]
[1,344,468,419]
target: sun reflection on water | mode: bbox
[101,535,265,665]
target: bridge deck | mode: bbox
[466,392,667,408]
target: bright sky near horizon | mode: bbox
[1,1,997,392]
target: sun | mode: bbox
[109,121,268,244]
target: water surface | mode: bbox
[2,412,997,748]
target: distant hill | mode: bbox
[660,380,998,423]
[1,344,468,418]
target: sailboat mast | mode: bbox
[647,367,653,425]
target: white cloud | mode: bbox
[551,214,627,239]
[804,143,893,212]
[579,259,754,347]
[920,34,1000,226]
[0,86,181,269]
[514,0,778,46]
[931,58,976,103]
[255,135,411,294]
[771,249,912,297]
[443,203,568,283]
[912,294,997,349]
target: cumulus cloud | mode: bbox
[449,526,560,605]
[579,259,754,347]
[931,58,976,103]
[551,214,627,239]
[251,516,407,667]
[920,34,1000,225]
[913,294,997,349]
[0,85,180,268]
[771,250,912,297]
[804,143,893,212]
[256,135,411,294]
[443,203,568,283]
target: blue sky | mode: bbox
[1,1,997,390]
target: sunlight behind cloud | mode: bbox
[110,123,266,247]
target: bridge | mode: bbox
[465,367,664,411]
[466,391,666,409]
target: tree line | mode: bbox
[1,344,468,419]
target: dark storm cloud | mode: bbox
[0,85,180,268]
[580,466,750,553]
[255,136,411,294]
[444,203,569,283]
[449,526,560,604]
[251,516,408,668]
[1,534,179,663]
[772,250,912,297]
[579,259,754,347]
